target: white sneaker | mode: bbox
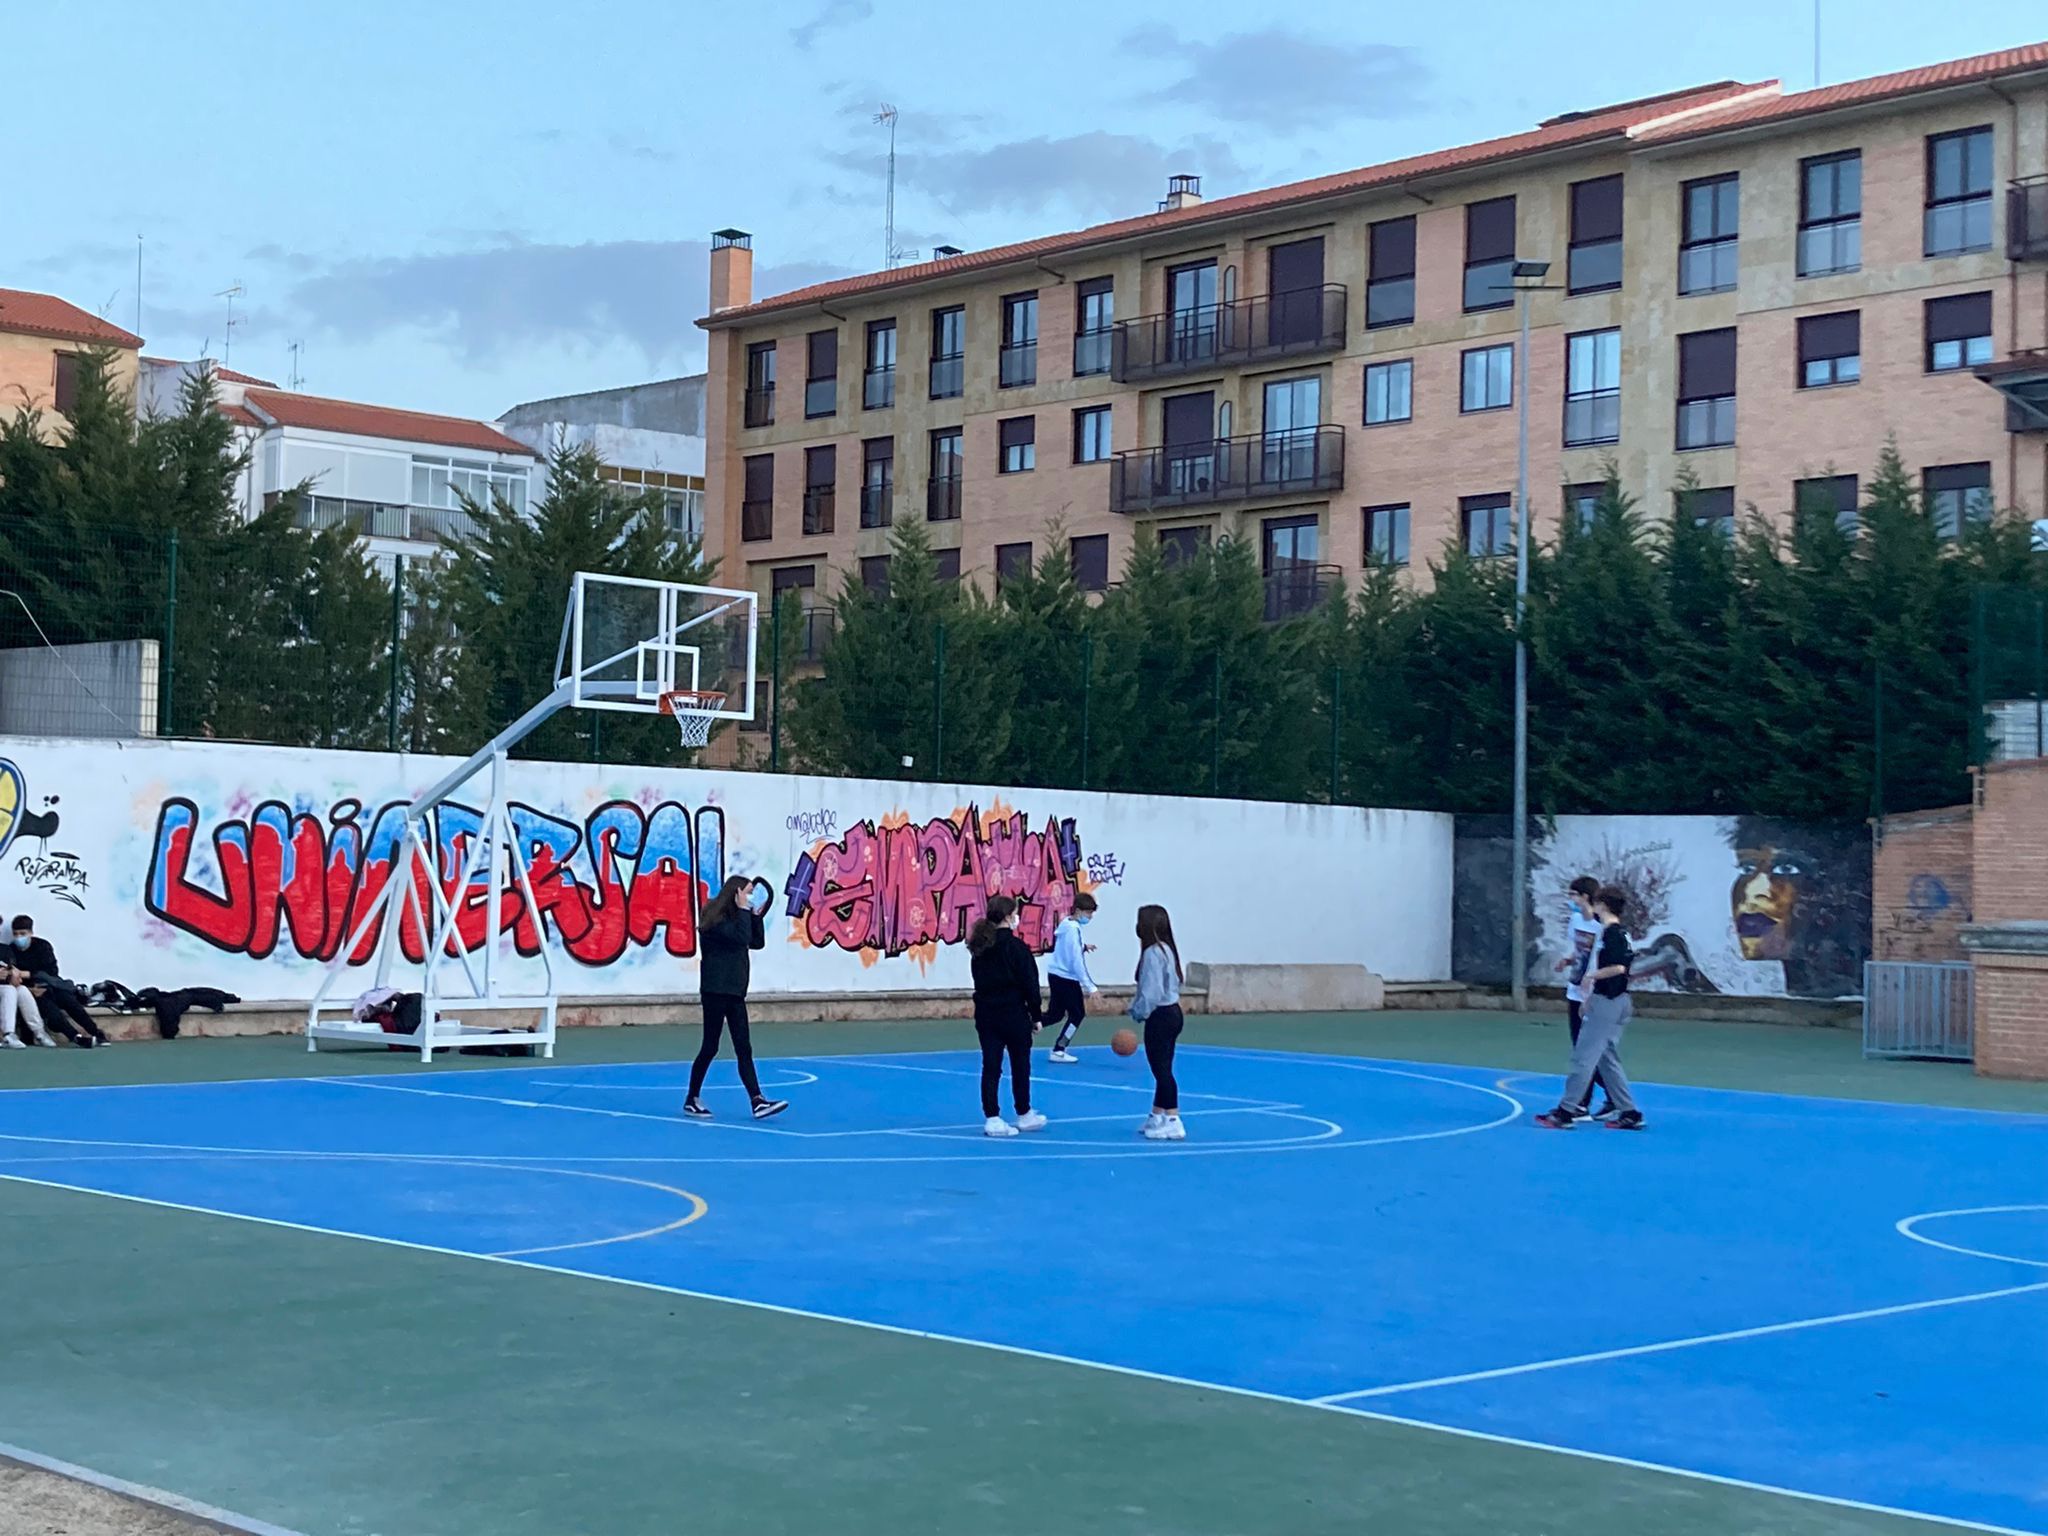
[0,1033,23,1049]
[1049,1049,1078,1064]
[1143,1115,1187,1141]
[1015,1110,1048,1132]
[1139,1111,1163,1134]
[984,1117,1019,1138]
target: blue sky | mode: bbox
[10,1,2042,421]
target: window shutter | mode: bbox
[1369,217,1416,279]
[743,454,773,500]
[1678,329,1737,398]
[1570,176,1623,242]
[1797,311,1859,362]
[1925,292,1992,342]
[1466,197,1517,261]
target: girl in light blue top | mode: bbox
[1128,903,1186,1141]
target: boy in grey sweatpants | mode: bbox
[1537,885,1643,1130]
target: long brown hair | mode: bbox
[701,875,752,928]
[1135,903,1182,980]
[968,895,1018,955]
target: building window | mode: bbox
[1460,494,1513,559]
[1564,482,1605,533]
[1000,292,1038,388]
[1167,260,1220,365]
[1070,534,1110,592]
[1563,329,1620,446]
[1798,152,1861,276]
[1463,197,1516,313]
[861,437,893,528]
[1925,462,1993,539]
[1367,216,1416,329]
[1461,344,1513,413]
[803,444,836,535]
[741,453,774,542]
[1567,175,1623,294]
[1797,311,1860,388]
[1925,126,1994,256]
[805,329,838,418]
[411,455,530,521]
[1073,404,1113,463]
[770,564,816,602]
[927,428,963,521]
[1925,292,1993,372]
[1074,276,1114,376]
[1676,327,1736,449]
[1261,515,1323,620]
[1679,174,1739,295]
[1685,485,1737,539]
[1796,473,1860,535]
[1365,504,1410,567]
[995,541,1032,588]
[930,306,965,399]
[52,353,83,415]
[860,555,891,597]
[998,415,1036,474]
[864,319,896,409]
[934,547,961,583]
[744,341,776,427]
[1158,525,1209,568]
[1364,359,1412,425]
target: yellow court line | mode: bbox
[489,1171,708,1259]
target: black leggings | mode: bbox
[976,1020,1033,1118]
[690,993,763,1100]
[1144,1004,1184,1111]
[1045,976,1087,1050]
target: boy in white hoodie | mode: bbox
[1043,892,1099,1063]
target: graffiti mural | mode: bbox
[785,806,1084,960]
[0,758,92,911]
[145,795,732,969]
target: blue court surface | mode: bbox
[2,1043,2044,1533]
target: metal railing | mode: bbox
[2010,177,2048,262]
[1676,396,1735,450]
[802,487,835,537]
[860,481,892,528]
[1073,328,1113,377]
[804,377,836,418]
[926,474,962,521]
[929,354,964,399]
[1108,425,1346,515]
[1564,391,1621,448]
[1262,564,1342,623]
[1863,960,1973,1061]
[744,385,774,428]
[863,367,895,409]
[1111,285,1347,383]
[999,341,1037,388]
[795,605,835,663]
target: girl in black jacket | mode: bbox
[968,895,1046,1138]
[685,877,788,1121]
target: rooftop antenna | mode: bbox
[874,104,900,269]
[135,235,143,339]
[288,339,305,391]
[217,280,245,366]
[1812,0,1822,87]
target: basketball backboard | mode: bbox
[557,573,758,722]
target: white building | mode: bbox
[140,358,541,573]
[497,375,705,546]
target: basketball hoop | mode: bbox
[657,689,727,749]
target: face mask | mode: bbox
[1076,915,1091,926]
[9,936,26,949]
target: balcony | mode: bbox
[999,341,1037,388]
[1111,285,1347,384]
[1108,425,1345,516]
[1073,328,1112,377]
[1676,396,1735,451]
[863,367,895,409]
[2011,178,2048,262]
[1564,391,1621,448]
[1262,564,1343,624]
[860,481,893,528]
[741,498,772,542]
[927,474,962,522]
[802,487,835,537]
[293,498,479,545]
[929,353,964,400]
[744,385,775,428]
[1976,349,2048,433]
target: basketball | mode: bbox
[1111,1028,1139,1057]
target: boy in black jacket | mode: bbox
[1536,886,1644,1131]
[9,915,100,1047]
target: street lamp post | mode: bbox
[1506,259,1553,1014]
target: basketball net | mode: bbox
[657,689,726,749]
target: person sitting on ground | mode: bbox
[12,915,106,1047]
[2,945,57,1049]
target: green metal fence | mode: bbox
[1972,585,2048,765]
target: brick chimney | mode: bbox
[709,229,753,313]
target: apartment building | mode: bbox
[701,44,2048,623]
[0,287,143,434]
[498,374,707,546]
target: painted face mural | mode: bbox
[1731,843,1810,962]
[1728,818,1866,998]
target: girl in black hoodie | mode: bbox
[685,877,789,1121]
[968,895,1046,1138]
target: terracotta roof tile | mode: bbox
[241,388,539,457]
[1634,41,2048,143]
[216,403,263,429]
[701,79,1772,327]
[0,288,143,349]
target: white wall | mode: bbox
[0,736,1452,1003]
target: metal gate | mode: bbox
[1862,961,1974,1061]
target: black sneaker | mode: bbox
[1589,1100,1617,1121]
[1606,1110,1646,1131]
[751,1098,789,1120]
[1533,1107,1579,1130]
[682,1099,712,1119]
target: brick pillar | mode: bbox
[1961,924,2048,1079]
[1963,757,2048,1078]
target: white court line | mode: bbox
[538,1069,821,1092]
[0,1437,310,1536]
[1312,1278,2048,1404]
[1897,1206,2048,1269]
[823,1053,1289,1105]
[320,1075,812,1136]
[0,1170,2034,1536]
[828,1103,1303,1137]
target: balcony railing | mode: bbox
[1676,396,1736,451]
[1073,328,1113,377]
[1564,391,1621,448]
[804,377,836,418]
[926,474,962,521]
[1262,564,1343,624]
[741,498,773,542]
[802,487,835,537]
[1111,285,1347,383]
[293,499,478,545]
[1678,239,1737,295]
[860,480,893,528]
[1108,425,1345,515]
[744,385,775,428]
[999,341,1037,388]
[863,367,895,409]
[2011,178,2048,262]
[929,353,964,399]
